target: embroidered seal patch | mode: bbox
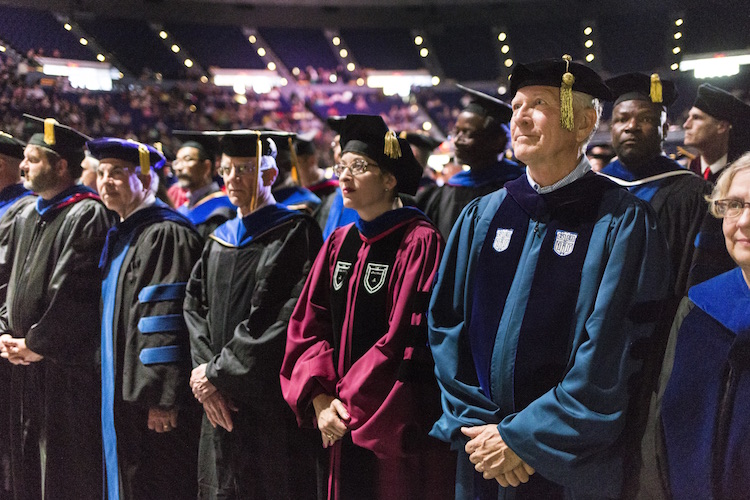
[553,230,578,257]
[493,228,513,252]
[363,263,389,294]
[332,261,352,291]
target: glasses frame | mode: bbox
[218,161,257,177]
[715,199,750,219]
[333,159,377,177]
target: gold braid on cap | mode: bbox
[138,144,150,175]
[650,73,663,104]
[383,130,401,159]
[0,131,12,139]
[288,136,300,185]
[560,55,575,131]
[251,131,261,213]
[44,118,58,146]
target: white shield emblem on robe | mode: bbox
[493,228,513,252]
[363,263,389,294]
[553,230,578,257]
[332,261,352,291]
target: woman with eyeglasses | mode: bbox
[281,115,455,500]
[184,131,323,499]
[638,151,750,499]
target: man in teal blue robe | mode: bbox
[428,57,672,499]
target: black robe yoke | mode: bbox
[2,196,111,500]
[185,210,323,499]
[101,208,204,500]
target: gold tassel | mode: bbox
[154,142,164,154]
[650,73,663,103]
[288,136,300,185]
[560,55,575,131]
[251,132,261,213]
[0,131,12,139]
[383,130,401,159]
[138,144,150,175]
[44,118,57,146]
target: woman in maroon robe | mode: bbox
[281,114,455,500]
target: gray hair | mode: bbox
[572,91,602,150]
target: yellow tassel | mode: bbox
[650,73,663,104]
[288,136,300,185]
[251,132,261,213]
[154,142,164,154]
[0,131,11,139]
[383,130,401,159]
[560,55,575,131]
[138,144,150,175]
[399,131,408,140]
[43,118,57,146]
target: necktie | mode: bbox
[704,168,711,181]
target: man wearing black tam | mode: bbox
[416,84,524,239]
[600,73,735,300]
[1,116,113,499]
[684,83,750,183]
[428,57,672,499]
[172,132,236,239]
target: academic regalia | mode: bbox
[177,182,236,239]
[688,156,724,184]
[600,157,735,298]
[99,200,203,500]
[429,172,671,499]
[638,268,750,500]
[2,184,111,499]
[416,159,524,238]
[274,185,322,215]
[322,188,358,240]
[281,207,456,500]
[308,178,340,231]
[185,204,323,499]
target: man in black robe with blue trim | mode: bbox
[1,116,112,499]
[416,84,524,238]
[429,57,671,499]
[185,130,322,499]
[91,138,203,500]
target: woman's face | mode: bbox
[723,169,750,281]
[338,152,395,221]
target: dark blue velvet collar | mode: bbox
[354,206,426,241]
[689,267,750,334]
[274,186,321,207]
[0,183,30,204]
[36,184,99,217]
[601,156,682,181]
[211,204,300,248]
[448,159,522,188]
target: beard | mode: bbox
[24,164,60,194]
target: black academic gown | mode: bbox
[1,186,112,500]
[416,159,524,238]
[0,186,34,500]
[185,204,323,500]
[99,201,203,500]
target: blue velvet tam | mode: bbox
[86,137,166,172]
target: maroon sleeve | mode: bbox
[336,222,445,458]
[280,229,342,427]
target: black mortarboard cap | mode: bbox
[340,114,423,196]
[693,83,750,125]
[457,84,512,123]
[295,131,317,156]
[398,131,443,152]
[172,131,221,161]
[509,57,612,101]
[23,114,91,163]
[0,131,26,159]
[189,130,279,158]
[86,137,166,174]
[605,72,678,107]
[326,116,346,135]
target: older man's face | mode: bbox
[96,158,148,218]
[510,86,574,167]
[610,99,666,167]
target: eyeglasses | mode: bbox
[173,156,198,165]
[332,159,376,177]
[218,162,256,176]
[714,199,750,218]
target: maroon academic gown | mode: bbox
[280,208,455,500]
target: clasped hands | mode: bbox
[0,335,43,365]
[190,363,237,432]
[312,393,350,448]
[462,424,535,488]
